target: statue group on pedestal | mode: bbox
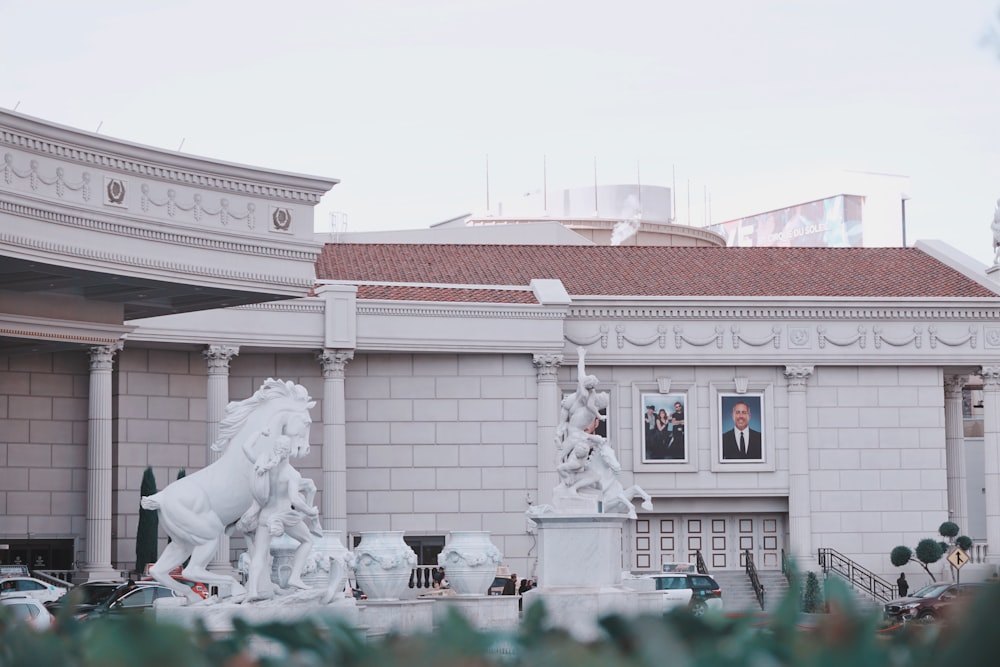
[142,379,343,603]
[552,348,653,518]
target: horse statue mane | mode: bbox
[212,378,315,453]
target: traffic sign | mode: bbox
[946,546,970,570]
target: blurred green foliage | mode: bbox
[2,577,1000,667]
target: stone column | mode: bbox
[318,349,353,532]
[981,365,1000,563]
[533,353,563,507]
[204,345,239,573]
[944,375,969,531]
[784,364,814,571]
[81,343,122,581]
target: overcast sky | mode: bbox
[4,0,1000,262]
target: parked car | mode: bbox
[884,582,986,624]
[0,576,68,604]
[1,595,56,630]
[140,575,210,599]
[622,572,724,616]
[44,580,123,616]
[81,582,187,620]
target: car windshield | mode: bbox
[910,584,950,598]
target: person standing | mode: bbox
[897,572,909,597]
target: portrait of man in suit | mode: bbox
[720,395,763,461]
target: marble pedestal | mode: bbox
[526,513,637,641]
[357,599,435,637]
[154,589,359,634]
[430,594,520,631]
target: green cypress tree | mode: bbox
[135,467,159,575]
[802,571,824,613]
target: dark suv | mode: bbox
[884,582,985,624]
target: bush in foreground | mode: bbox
[3,577,1000,667]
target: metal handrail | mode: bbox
[745,549,765,610]
[694,549,708,574]
[817,547,895,604]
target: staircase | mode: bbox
[710,569,790,613]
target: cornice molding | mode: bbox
[0,198,319,262]
[0,126,332,202]
[567,305,1000,320]
[1,229,313,289]
[356,303,564,320]
[230,300,326,314]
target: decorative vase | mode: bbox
[352,531,418,601]
[438,530,503,596]
[309,530,356,603]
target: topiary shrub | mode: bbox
[956,535,973,551]
[802,571,824,613]
[939,521,960,539]
[891,540,944,582]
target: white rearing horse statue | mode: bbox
[564,439,653,519]
[140,378,316,601]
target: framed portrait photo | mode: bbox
[640,393,688,463]
[718,393,764,463]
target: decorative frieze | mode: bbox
[140,183,256,228]
[3,151,91,200]
[0,200,318,261]
[0,131,325,203]
[564,321,986,357]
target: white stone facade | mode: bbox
[3,109,998,592]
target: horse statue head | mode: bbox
[212,378,316,463]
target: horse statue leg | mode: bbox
[624,484,654,511]
[182,540,248,597]
[148,541,202,602]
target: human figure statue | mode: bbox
[238,429,322,601]
[554,347,609,486]
[992,198,1000,265]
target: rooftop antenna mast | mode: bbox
[543,155,548,216]
[485,154,491,216]
[671,165,676,222]
[636,160,642,218]
[593,157,599,217]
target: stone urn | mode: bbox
[438,531,503,596]
[300,530,356,603]
[352,531,417,601]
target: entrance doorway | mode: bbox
[632,514,785,571]
[0,539,74,571]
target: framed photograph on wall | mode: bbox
[718,393,764,462]
[640,393,687,462]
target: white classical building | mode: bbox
[2,109,999,593]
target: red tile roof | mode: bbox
[316,244,998,300]
[356,285,536,304]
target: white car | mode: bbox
[0,595,56,630]
[0,576,69,604]
[622,572,724,615]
